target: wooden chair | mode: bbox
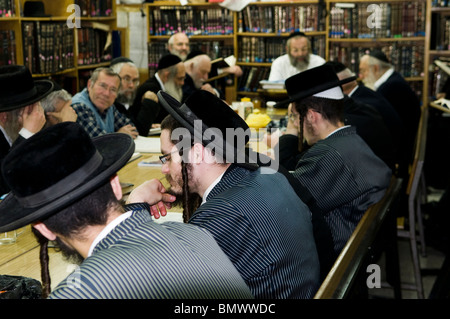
[397,106,429,299]
[314,177,403,299]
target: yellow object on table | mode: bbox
[245,109,272,129]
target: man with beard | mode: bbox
[71,67,138,139]
[268,31,325,82]
[111,57,162,136]
[0,122,254,299]
[133,54,186,130]
[359,50,421,177]
[136,90,321,299]
[167,32,190,61]
[0,65,53,196]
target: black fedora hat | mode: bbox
[0,122,135,232]
[157,90,254,165]
[274,64,357,108]
[0,65,54,112]
[23,1,50,17]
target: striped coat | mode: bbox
[291,126,392,254]
[49,206,253,299]
[189,165,321,299]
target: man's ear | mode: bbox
[33,222,57,241]
[191,142,205,164]
[110,174,122,201]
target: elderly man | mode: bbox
[133,90,321,298]
[133,54,186,129]
[71,67,138,139]
[359,50,421,177]
[275,64,392,272]
[268,31,325,81]
[0,121,253,299]
[40,83,77,128]
[0,65,53,195]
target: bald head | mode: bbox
[185,54,211,89]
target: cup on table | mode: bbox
[0,230,17,245]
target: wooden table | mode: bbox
[0,152,165,291]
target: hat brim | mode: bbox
[157,90,259,169]
[0,133,135,232]
[274,75,357,108]
[1,79,54,112]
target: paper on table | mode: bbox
[134,136,161,153]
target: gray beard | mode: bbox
[3,114,21,143]
[164,81,183,102]
[116,90,136,106]
[289,55,310,71]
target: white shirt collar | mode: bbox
[0,125,12,146]
[201,171,226,205]
[87,211,132,257]
[326,125,351,138]
[155,73,165,91]
[374,68,394,90]
[347,85,358,97]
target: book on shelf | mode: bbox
[74,0,113,17]
[148,6,233,36]
[77,25,112,66]
[238,66,270,92]
[0,0,15,17]
[0,30,16,66]
[329,1,426,39]
[259,80,285,90]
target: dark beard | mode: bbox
[165,173,201,223]
[53,237,84,265]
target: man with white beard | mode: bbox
[132,54,186,131]
[268,32,325,82]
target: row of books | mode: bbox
[75,0,114,17]
[238,66,270,92]
[148,6,234,36]
[22,22,75,74]
[77,27,112,66]
[432,0,450,7]
[147,40,233,77]
[329,42,424,78]
[0,0,15,17]
[238,36,326,63]
[329,2,426,39]
[239,4,326,33]
[0,30,16,66]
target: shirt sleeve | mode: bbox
[72,102,108,138]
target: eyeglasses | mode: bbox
[159,150,178,164]
[122,76,140,86]
[96,82,119,95]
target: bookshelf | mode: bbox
[0,0,116,95]
[327,0,429,106]
[427,0,450,100]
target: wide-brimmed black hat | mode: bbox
[0,122,135,232]
[274,64,357,107]
[157,90,255,165]
[0,65,54,112]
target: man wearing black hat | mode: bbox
[71,67,138,139]
[136,90,321,298]
[275,64,392,264]
[268,32,325,82]
[359,50,421,178]
[0,65,54,196]
[132,54,186,131]
[0,121,254,299]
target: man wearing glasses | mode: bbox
[71,67,138,139]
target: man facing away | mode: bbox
[71,67,138,139]
[0,121,253,299]
[275,64,392,272]
[134,90,321,298]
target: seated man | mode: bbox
[0,122,253,299]
[133,54,186,129]
[110,57,160,136]
[275,64,392,269]
[268,31,325,82]
[182,52,223,102]
[0,65,52,195]
[40,82,77,128]
[144,90,321,299]
[71,67,138,139]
